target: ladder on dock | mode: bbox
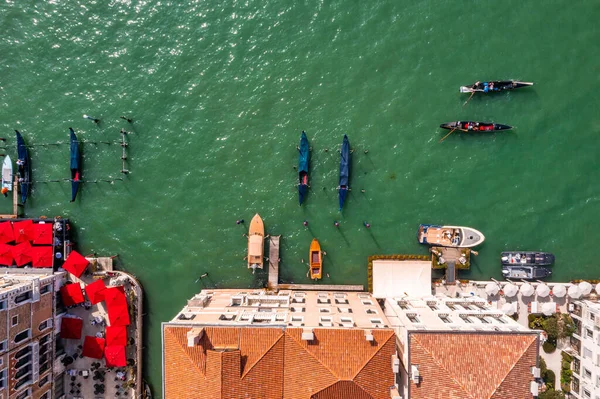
[267,235,280,290]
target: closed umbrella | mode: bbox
[485,282,499,296]
[568,285,582,299]
[542,302,556,316]
[502,302,516,315]
[552,284,567,298]
[520,283,534,297]
[503,283,518,297]
[536,284,550,298]
[579,281,592,296]
[596,283,600,295]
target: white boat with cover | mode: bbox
[418,224,484,248]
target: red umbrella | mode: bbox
[62,251,90,278]
[60,283,85,306]
[31,246,53,268]
[103,288,130,326]
[60,317,83,339]
[33,223,53,245]
[103,287,128,308]
[104,345,127,367]
[0,221,15,243]
[12,241,33,266]
[0,243,13,266]
[85,279,107,305]
[82,336,105,359]
[105,326,127,346]
[12,220,35,243]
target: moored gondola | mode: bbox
[298,131,310,205]
[15,130,31,204]
[440,121,512,132]
[460,80,533,93]
[338,134,350,211]
[69,128,81,202]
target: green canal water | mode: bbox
[1,0,599,395]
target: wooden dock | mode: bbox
[278,284,364,292]
[267,235,280,290]
[0,176,19,219]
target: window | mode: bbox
[15,365,31,379]
[12,315,18,327]
[40,285,51,295]
[319,308,330,313]
[14,291,32,304]
[480,317,489,324]
[438,314,452,324]
[14,329,31,344]
[340,317,353,325]
[15,389,31,399]
[39,319,52,331]
[358,294,370,299]
[38,375,49,387]
[0,340,6,352]
[337,307,352,313]
[371,318,383,325]
[317,298,330,304]
[291,316,303,323]
[361,300,373,306]
[219,314,235,321]
[590,313,595,321]
[292,297,305,304]
[319,316,332,327]
[398,301,409,310]
[291,307,304,313]
[584,347,593,359]
[583,388,591,398]
[15,346,31,359]
[15,355,31,369]
[584,368,592,379]
[496,317,507,324]
[428,304,438,311]
[335,298,349,305]
[586,329,594,339]
[365,308,377,314]
[462,316,473,324]
[406,313,420,323]
[446,303,456,310]
[40,392,50,399]
[0,300,6,310]
[0,369,6,389]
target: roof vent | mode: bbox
[187,327,204,347]
[411,365,420,384]
[531,366,540,378]
[301,328,314,341]
[365,330,374,342]
[530,381,539,396]
[391,354,400,373]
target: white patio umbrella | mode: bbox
[485,282,499,296]
[520,283,535,297]
[536,284,550,298]
[542,302,556,316]
[568,285,582,299]
[579,281,593,296]
[552,284,567,298]
[503,283,518,297]
[596,283,600,295]
[502,302,516,315]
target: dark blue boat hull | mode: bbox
[338,134,350,210]
[298,131,309,205]
[15,130,30,204]
[70,128,81,202]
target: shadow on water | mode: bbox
[336,226,350,246]
[366,228,381,249]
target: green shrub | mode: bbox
[543,341,556,353]
[561,382,571,393]
[543,369,555,390]
[539,390,565,399]
[539,357,547,373]
[561,352,573,362]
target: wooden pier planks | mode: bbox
[267,235,280,290]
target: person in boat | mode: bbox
[1,187,7,197]
[483,82,489,93]
[489,82,494,91]
[474,81,481,90]
[16,159,24,166]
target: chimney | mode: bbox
[187,327,204,347]
[411,365,420,384]
[365,329,374,342]
[301,328,314,341]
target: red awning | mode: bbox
[60,283,85,306]
[12,220,35,243]
[105,325,128,346]
[104,345,127,367]
[62,251,90,278]
[82,336,105,359]
[31,246,53,268]
[103,287,130,327]
[0,243,13,266]
[12,241,33,266]
[0,221,15,243]
[85,279,107,305]
[33,223,53,245]
[60,317,83,339]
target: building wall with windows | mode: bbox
[569,300,600,399]
[0,273,63,399]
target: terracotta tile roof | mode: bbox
[409,332,538,399]
[163,325,396,399]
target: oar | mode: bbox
[438,129,456,143]
[463,91,476,106]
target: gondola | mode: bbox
[298,131,310,205]
[440,121,512,132]
[460,80,533,93]
[338,134,350,211]
[69,128,81,202]
[15,130,31,204]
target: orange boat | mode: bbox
[247,214,264,273]
[309,238,322,280]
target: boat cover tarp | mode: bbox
[33,223,53,245]
[62,250,90,277]
[60,283,85,306]
[85,279,107,305]
[60,317,83,339]
[82,336,105,359]
[249,235,263,256]
[31,246,53,268]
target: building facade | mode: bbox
[570,300,600,399]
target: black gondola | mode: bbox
[69,128,81,202]
[15,130,31,204]
[338,135,350,211]
[298,131,309,205]
[440,121,513,132]
[460,80,533,93]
